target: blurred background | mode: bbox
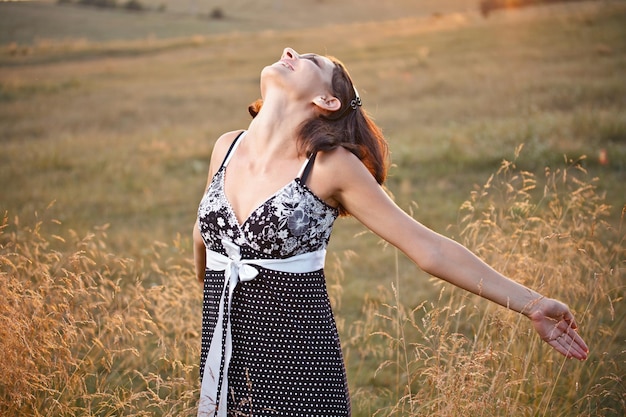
[1,0,624,416]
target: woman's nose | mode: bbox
[282,47,298,60]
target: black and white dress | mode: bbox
[196,131,350,416]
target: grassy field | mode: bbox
[1,0,625,415]
[0,0,479,44]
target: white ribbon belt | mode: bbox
[198,238,326,417]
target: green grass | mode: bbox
[0,1,625,415]
[0,0,495,44]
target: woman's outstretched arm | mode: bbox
[323,147,589,360]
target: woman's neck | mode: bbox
[245,91,315,160]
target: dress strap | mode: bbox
[219,130,246,170]
[297,153,317,185]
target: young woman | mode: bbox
[193,47,588,416]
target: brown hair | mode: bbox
[248,56,389,214]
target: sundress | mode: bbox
[196,131,350,416]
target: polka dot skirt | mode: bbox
[211,266,350,416]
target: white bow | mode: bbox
[222,238,260,282]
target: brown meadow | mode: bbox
[1,1,625,415]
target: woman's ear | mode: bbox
[313,95,341,112]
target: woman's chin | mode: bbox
[260,65,290,92]
[262,63,287,77]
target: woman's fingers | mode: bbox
[532,298,589,360]
[547,326,589,360]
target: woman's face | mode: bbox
[261,48,336,102]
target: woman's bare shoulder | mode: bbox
[212,130,245,159]
[316,146,361,166]
[208,130,245,176]
[316,146,374,183]
[308,146,377,207]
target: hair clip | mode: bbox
[350,86,362,110]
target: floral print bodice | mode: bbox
[197,136,339,259]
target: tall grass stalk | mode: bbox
[349,151,624,416]
[0,206,201,416]
[1,151,623,415]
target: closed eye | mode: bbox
[302,54,322,68]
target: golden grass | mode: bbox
[2,151,623,416]
[342,149,625,416]
[0,1,625,415]
[0,208,201,416]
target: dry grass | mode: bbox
[2,150,623,416]
[0,208,201,416]
[343,149,625,416]
[0,1,625,415]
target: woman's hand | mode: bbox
[527,297,589,360]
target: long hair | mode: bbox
[248,56,389,214]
